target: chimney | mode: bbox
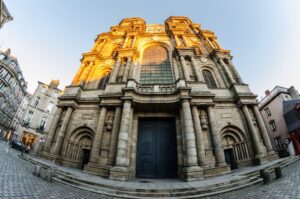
[49,79,59,89]
[288,86,300,100]
[265,90,270,96]
[3,48,11,56]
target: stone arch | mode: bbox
[64,127,95,166]
[87,65,112,89]
[200,65,222,88]
[96,66,111,90]
[220,125,251,164]
[139,41,172,60]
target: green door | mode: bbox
[136,118,177,178]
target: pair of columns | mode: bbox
[72,61,94,86]
[88,105,124,165]
[44,106,74,155]
[241,105,273,157]
[219,59,244,85]
[88,101,132,167]
[190,104,227,166]
[109,57,132,83]
[179,55,204,82]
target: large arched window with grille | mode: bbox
[140,46,173,84]
[202,69,217,88]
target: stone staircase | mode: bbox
[20,155,299,198]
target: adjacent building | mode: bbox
[258,86,300,157]
[0,0,13,29]
[0,48,27,140]
[17,80,62,151]
[11,94,30,140]
[41,17,276,181]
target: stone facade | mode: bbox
[0,48,28,139]
[41,17,276,181]
[17,80,62,152]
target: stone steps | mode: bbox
[20,155,300,198]
[53,174,262,198]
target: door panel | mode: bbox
[136,119,177,178]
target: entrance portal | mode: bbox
[224,149,238,170]
[81,149,91,169]
[136,118,177,178]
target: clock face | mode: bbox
[201,57,207,62]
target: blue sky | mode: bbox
[1,0,299,99]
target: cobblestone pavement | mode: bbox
[206,158,300,199]
[0,140,299,199]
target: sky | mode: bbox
[0,0,299,99]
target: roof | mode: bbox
[283,99,300,133]
[258,86,289,109]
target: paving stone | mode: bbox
[1,140,300,198]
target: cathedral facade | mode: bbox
[40,16,276,181]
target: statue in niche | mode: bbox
[105,114,114,131]
[200,110,208,130]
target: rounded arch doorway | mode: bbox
[64,127,94,169]
[220,126,252,170]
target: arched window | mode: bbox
[98,72,110,90]
[140,46,173,84]
[202,69,217,88]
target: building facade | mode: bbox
[0,0,13,29]
[11,94,30,140]
[41,17,276,181]
[258,86,300,157]
[18,80,62,151]
[0,48,27,140]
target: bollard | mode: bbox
[33,165,41,177]
[275,167,283,179]
[260,170,271,184]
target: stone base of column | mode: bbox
[181,166,204,181]
[109,166,134,181]
[84,163,110,177]
[203,165,230,177]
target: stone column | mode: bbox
[109,58,121,83]
[191,106,205,166]
[107,106,122,165]
[182,35,189,47]
[175,36,180,46]
[44,107,63,152]
[207,106,226,166]
[219,59,235,84]
[89,106,107,163]
[227,59,244,84]
[172,58,180,81]
[122,57,132,82]
[181,99,199,167]
[52,107,73,155]
[241,105,263,157]
[253,105,273,153]
[72,63,85,85]
[191,56,203,82]
[129,62,136,80]
[135,61,141,82]
[180,55,190,81]
[79,61,93,86]
[115,100,132,167]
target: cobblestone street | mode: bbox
[0,140,299,199]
